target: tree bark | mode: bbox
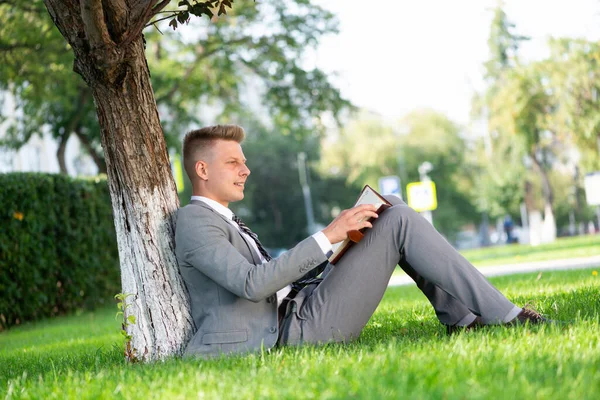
[43,0,194,361]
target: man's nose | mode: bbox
[241,164,250,176]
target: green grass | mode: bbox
[461,234,600,267]
[2,268,600,399]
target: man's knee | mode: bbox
[383,194,406,206]
[384,202,417,222]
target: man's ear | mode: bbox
[195,160,209,180]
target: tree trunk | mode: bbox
[92,42,194,360]
[530,152,554,208]
[530,153,557,242]
[43,0,194,361]
[74,126,107,174]
[56,133,69,174]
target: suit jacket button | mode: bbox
[269,326,277,334]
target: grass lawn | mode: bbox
[460,234,600,267]
[390,234,600,278]
[1,268,599,399]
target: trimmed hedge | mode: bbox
[0,173,120,330]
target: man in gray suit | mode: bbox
[175,124,546,358]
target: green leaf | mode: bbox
[127,315,137,325]
[177,11,190,24]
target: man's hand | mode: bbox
[321,204,379,244]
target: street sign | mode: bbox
[584,172,600,206]
[407,181,437,212]
[171,154,185,193]
[378,175,402,199]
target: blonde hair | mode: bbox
[182,124,246,181]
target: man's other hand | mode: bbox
[322,204,379,244]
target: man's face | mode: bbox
[197,139,250,207]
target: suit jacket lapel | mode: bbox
[189,200,262,265]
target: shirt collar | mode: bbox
[191,196,234,221]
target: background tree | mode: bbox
[483,5,528,85]
[544,38,600,228]
[321,109,478,241]
[1,0,349,175]
[488,63,557,220]
[474,6,598,237]
[469,130,526,220]
[396,110,479,240]
[0,1,102,173]
[470,4,530,222]
[546,38,600,172]
[320,111,398,187]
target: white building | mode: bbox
[0,92,98,176]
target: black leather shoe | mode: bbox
[446,316,484,335]
[509,306,547,325]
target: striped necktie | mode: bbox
[232,215,272,261]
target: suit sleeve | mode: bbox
[179,218,327,302]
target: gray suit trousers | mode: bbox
[280,196,516,345]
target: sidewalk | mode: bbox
[388,254,600,287]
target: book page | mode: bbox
[355,186,386,206]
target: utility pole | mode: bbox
[297,152,316,235]
[418,161,434,225]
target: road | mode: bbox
[388,255,600,287]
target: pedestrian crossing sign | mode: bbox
[407,181,437,212]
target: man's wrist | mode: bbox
[311,231,333,257]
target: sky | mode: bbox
[310,0,600,127]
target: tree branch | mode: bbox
[79,0,115,49]
[102,0,129,41]
[155,36,252,104]
[121,0,169,47]
[145,12,178,27]
[75,126,107,173]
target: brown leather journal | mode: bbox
[328,185,392,264]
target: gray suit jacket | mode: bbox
[175,200,327,357]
